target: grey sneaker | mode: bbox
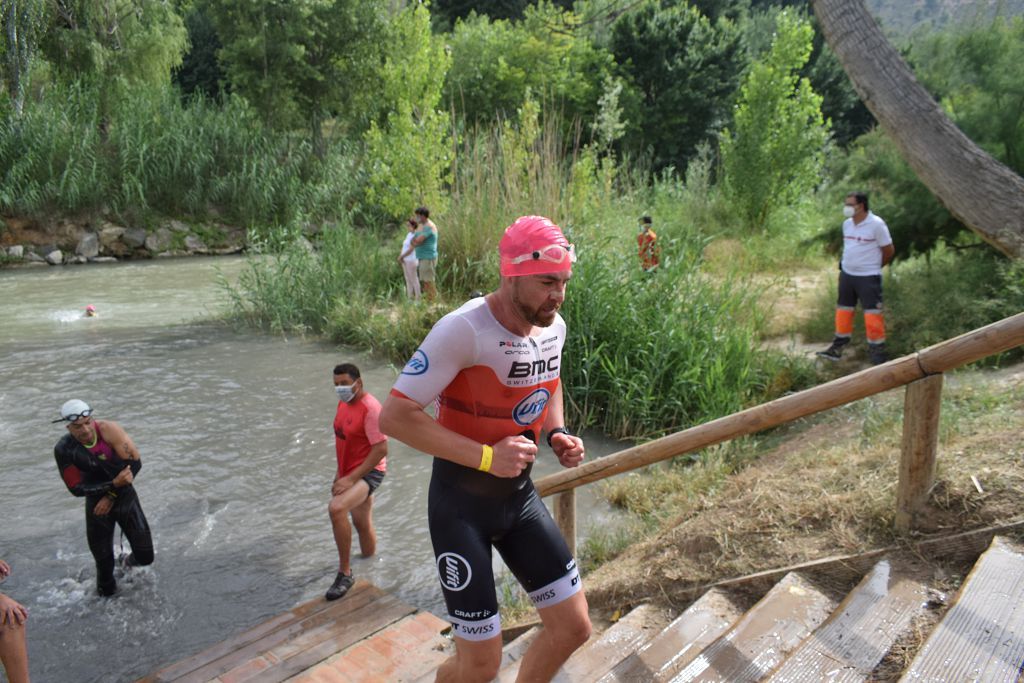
[325,572,354,601]
[868,343,888,365]
[816,338,849,361]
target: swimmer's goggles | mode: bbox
[52,408,94,424]
[507,243,577,266]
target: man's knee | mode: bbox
[328,497,351,520]
[449,640,502,682]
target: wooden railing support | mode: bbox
[895,373,944,533]
[554,490,577,556]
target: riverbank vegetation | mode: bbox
[4,0,1024,612]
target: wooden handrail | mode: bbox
[536,312,1024,498]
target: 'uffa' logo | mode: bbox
[437,552,472,591]
[401,349,429,376]
[512,388,550,426]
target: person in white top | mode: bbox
[397,218,420,300]
[817,191,895,365]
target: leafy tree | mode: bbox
[720,9,829,231]
[1,0,46,116]
[41,0,188,87]
[431,0,572,29]
[173,5,225,99]
[444,3,615,133]
[609,1,743,173]
[741,4,873,148]
[912,15,1024,175]
[207,0,384,152]
[364,3,452,219]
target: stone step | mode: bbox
[496,603,665,682]
[560,603,670,681]
[599,588,744,683]
[765,558,930,682]
[669,572,837,682]
[900,535,1024,682]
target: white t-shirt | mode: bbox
[401,232,419,265]
[841,212,893,276]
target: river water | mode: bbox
[0,257,624,683]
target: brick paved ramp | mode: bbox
[138,580,449,683]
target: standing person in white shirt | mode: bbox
[397,218,421,300]
[817,191,896,365]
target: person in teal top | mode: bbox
[411,206,439,300]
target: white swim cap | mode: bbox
[57,399,92,423]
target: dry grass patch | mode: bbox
[582,370,1024,613]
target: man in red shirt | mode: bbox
[326,363,388,600]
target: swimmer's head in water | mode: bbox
[85,304,97,316]
[499,216,575,277]
[53,398,93,424]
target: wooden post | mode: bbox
[896,373,944,533]
[554,490,577,556]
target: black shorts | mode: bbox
[362,469,385,496]
[837,270,884,311]
[428,466,581,641]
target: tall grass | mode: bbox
[0,82,359,229]
[227,113,812,439]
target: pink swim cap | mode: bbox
[85,304,96,312]
[498,216,576,277]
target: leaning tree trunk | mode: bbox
[812,0,1024,259]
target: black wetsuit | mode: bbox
[54,429,154,596]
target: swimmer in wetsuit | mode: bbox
[52,399,154,596]
[380,215,591,682]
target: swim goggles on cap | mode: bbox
[507,244,577,266]
[53,408,93,424]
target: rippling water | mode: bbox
[0,257,623,682]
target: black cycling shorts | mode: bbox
[362,469,385,496]
[428,463,582,641]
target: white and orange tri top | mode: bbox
[391,297,563,448]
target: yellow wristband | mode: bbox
[478,445,493,473]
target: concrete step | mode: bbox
[599,588,744,683]
[559,603,670,681]
[669,572,837,682]
[900,535,1024,682]
[765,558,930,682]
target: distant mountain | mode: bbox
[866,0,1024,36]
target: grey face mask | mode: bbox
[335,384,355,403]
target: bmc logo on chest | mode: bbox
[512,388,550,426]
[508,357,559,379]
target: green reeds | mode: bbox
[0,82,358,229]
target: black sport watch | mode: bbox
[546,427,572,448]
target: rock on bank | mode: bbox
[1,216,247,266]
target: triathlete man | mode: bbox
[52,399,154,596]
[380,215,591,682]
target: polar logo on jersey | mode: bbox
[437,552,472,591]
[513,388,550,426]
[401,349,429,376]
